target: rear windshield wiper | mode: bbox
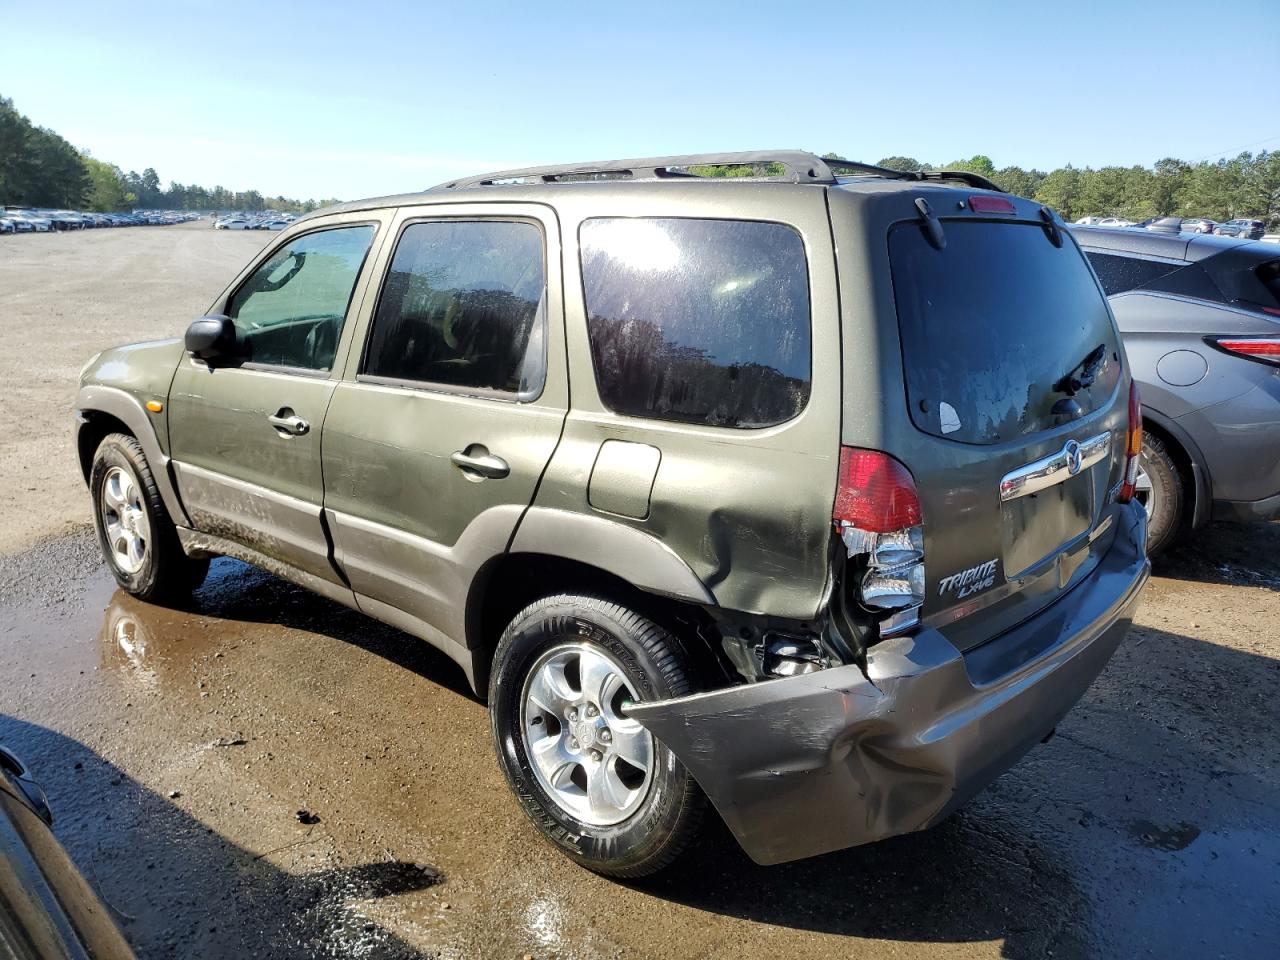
[1054,343,1109,395]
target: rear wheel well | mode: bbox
[1142,417,1198,525]
[467,552,734,699]
[77,411,134,482]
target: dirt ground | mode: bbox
[1,224,1277,959]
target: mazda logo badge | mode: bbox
[1065,439,1083,476]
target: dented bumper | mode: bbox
[629,503,1150,865]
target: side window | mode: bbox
[227,225,376,371]
[362,220,546,396]
[1086,251,1180,296]
[579,218,811,428]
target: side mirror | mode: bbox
[185,315,239,363]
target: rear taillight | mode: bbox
[833,448,925,635]
[1117,381,1143,503]
[1209,336,1280,365]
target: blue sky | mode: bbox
[4,0,1278,201]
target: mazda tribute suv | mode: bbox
[76,151,1150,877]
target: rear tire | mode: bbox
[1136,432,1184,556]
[90,433,209,602]
[489,594,705,878]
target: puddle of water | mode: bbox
[1127,819,1202,852]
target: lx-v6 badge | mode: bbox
[939,559,999,599]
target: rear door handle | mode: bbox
[450,448,509,480]
[267,410,310,436]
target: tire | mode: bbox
[1136,432,1184,556]
[90,433,209,602]
[489,594,705,878]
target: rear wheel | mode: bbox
[90,433,209,602]
[489,594,704,878]
[1135,432,1184,556]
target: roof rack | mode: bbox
[434,150,1006,192]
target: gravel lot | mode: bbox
[1,223,1277,959]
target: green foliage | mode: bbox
[0,93,326,213]
[875,156,925,172]
[831,146,1280,228]
[0,97,89,207]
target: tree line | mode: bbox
[1,95,335,213]
[4,92,1277,226]
[858,152,1280,228]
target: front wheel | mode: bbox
[1135,432,1184,556]
[90,433,209,602]
[489,595,705,878]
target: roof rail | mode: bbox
[433,150,1006,193]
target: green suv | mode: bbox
[76,151,1150,877]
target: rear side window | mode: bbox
[579,217,811,428]
[363,220,546,397]
[891,221,1121,445]
[1086,252,1180,296]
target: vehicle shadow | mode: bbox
[0,715,441,960]
[182,555,480,702]
[1154,519,1280,590]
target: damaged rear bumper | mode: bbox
[629,504,1150,866]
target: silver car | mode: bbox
[1073,226,1280,554]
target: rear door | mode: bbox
[321,203,567,650]
[870,206,1131,649]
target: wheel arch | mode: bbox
[1141,407,1211,529]
[76,385,190,525]
[464,550,730,700]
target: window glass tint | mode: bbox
[228,225,375,370]
[1257,261,1280,307]
[580,218,811,428]
[1146,261,1224,302]
[363,220,546,395]
[891,221,1121,445]
[1086,252,1180,296]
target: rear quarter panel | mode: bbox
[532,184,842,620]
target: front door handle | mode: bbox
[450,447,510,480]
[267,410,310,436]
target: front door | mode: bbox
[168,218,382,583]
[321,205,567,648]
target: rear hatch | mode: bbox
[884,204,1130,650]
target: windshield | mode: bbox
[890,219,1122,445]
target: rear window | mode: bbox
[891,220,1122,445]
[580,217,811,428]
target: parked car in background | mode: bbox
[1180,217,1216,235]
[214,216,251,230]
[1100,217,1136,227]
[0,213,33,233]
[0,745,135,958]
[2,209,53,232]
[1134,216,1185,234]
[76,150,1149,877]
[1075,215,1106,225]
[1073,225,1280,554]
[1214,218,1266,240]
[256,219,290,230]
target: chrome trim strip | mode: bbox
[999,433,1111,502]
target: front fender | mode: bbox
[76,385,188,525]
